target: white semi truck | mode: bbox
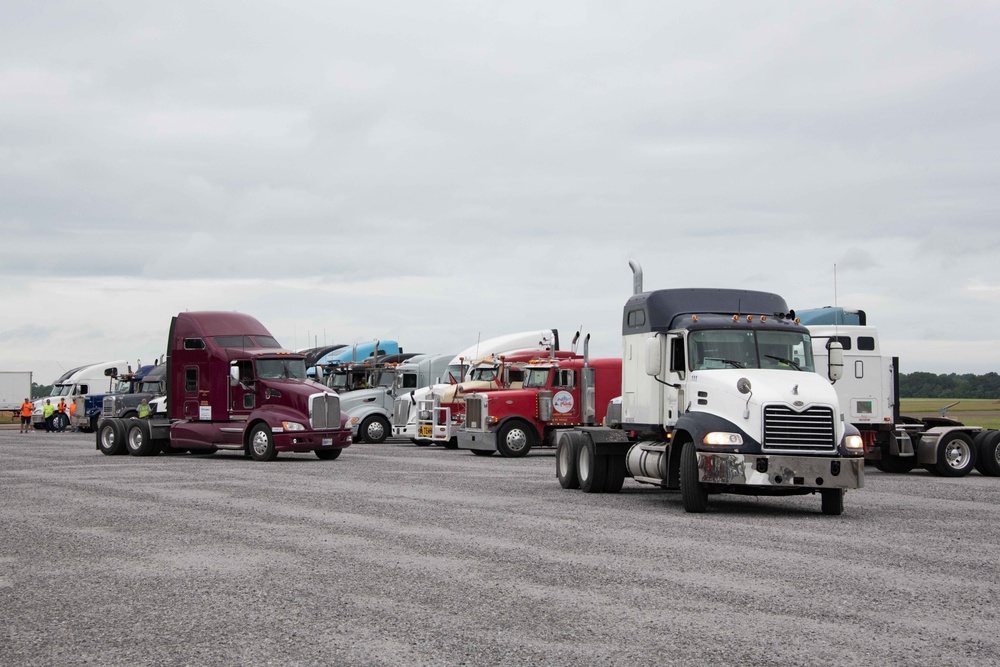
[555,261,865,515]
[801,307,1000,477]
[32,361,126,430]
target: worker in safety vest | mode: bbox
[56,398,68,432]
[20,398,33,434]
[138,398,150,419]
[69,399,77,431]
[43,399,55,432]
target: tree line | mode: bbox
[900,372,1000,399]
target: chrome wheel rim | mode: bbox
[944,439,971,469]
[251,430,270,456]
[505,428,528,452]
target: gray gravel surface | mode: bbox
[2,429,999,666]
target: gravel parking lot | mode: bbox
[2,428,999,666]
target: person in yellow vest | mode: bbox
[138,398,150,419]
[56,398,69,432]
[20,398,34,434]
[43,399,55,432]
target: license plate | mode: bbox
[322,438,332,446]
[418,424,432,437]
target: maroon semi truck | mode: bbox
[96,311,352,461]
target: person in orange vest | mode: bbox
[56,398,69,433]
[20,398,34,434]
[69,398,77,431]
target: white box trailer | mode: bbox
[1,371,33,412]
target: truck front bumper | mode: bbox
[457,429,496,452]
[273,428,352,452]
[697,452,864,490]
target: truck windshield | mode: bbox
[468,367,498,382]
[522,368,550,389]
[689,330,815,372]
[256,359,308,379]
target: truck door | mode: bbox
[551,368,579,424]
[229,359,256,417]
[665,334,685,425]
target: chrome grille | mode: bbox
[393,397,411,427]
[763,405,836,451]
[310,393,341,429]
[465,395,485,431]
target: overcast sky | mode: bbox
[2,1,999,385]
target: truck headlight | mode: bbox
[703,432,743,446]
[845,434,864,451]
[282,421,306,431]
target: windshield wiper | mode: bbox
[705,357,745,369]
[764,354,802,371]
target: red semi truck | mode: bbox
[96,311,352,461]
[458,337,623,457]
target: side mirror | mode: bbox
[644,337,661,376]
[230,363,240,385]
[828,341,844,382]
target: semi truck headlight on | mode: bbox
[845,434,864,450]
[282,421,306,431]
[703,432,743,446]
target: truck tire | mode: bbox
[680,442,708,513]
[934,432,976,477]
[604,454,626,494]
[821,488,845,515]
[556,434,580,489]
[470,449,494,457]
[496,421,534,458]
[875,455,916,474]
[188,446,218,455]
[315,448,342,460]
[443,437,458,450]
[359,416,389,444]
[249,424,278,461]
[97,419,126,456]
[578,439,607,493]
[125,420,157,456]
[975,431,1000,476]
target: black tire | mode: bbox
[680,441,708,513]
[874,455,917,474]
[188,446,218,455]
[496,421,535,458]
[470,448,494,457]
[578,439,608,493]
[975,431,1000,476]
[248,424,277,461]
[555,434,580,489]
[120,411,138,419]
[934,432,976,477]
[604,454,626,494]
[412,439,431,447]
[125,420,157,456]
[89,415,99,433]
[443,437,458,450]
[358,415,390,444]
[96,419,126,456]
[315,448,342,460]
[821,488,845,515]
